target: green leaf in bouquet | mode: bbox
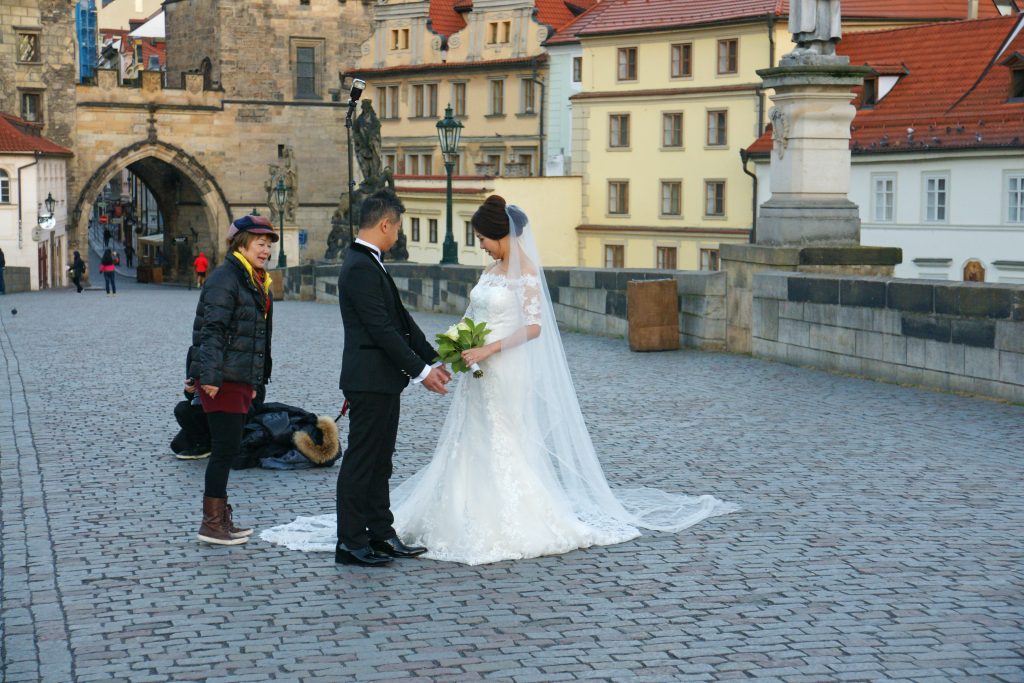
[458,330,473,347]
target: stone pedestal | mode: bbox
[756,63,873,246]
[722,243,901,352]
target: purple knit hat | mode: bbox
[227,214,279,242]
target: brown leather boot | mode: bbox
[225,501,253,539]
[198,496,248,545]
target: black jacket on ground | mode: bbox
[337,242,436,393]
[188,253,273,387]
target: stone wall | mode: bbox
[752,271,1024,402]
[0,0,78,181]
[2,267,31,294]
[282,263,727,348]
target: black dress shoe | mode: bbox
[335,544,393,566]
[370,535,428,558]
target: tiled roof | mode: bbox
[0,113,73,156]
[430,0,467,38]
[574,0,1005,38]
[546,0,616,45]
[747,16,1024,155]
[348,54,547,77]
[430,0,594,38]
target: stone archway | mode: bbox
[72,141,233,284]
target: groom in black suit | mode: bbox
[336,190,450,567]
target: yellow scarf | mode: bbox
[233,251,273,319]
[233,250,273,295]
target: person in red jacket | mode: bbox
[194,252,209,288]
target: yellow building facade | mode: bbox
[396,175,581,267]
[350,0,593,266]
[566,1,983,271]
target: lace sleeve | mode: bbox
[519,274,542,326]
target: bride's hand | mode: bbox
[462,344,495,366]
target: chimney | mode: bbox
[968,0,979,19]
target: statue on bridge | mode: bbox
[784,0,843,63]
[325,101,402,261]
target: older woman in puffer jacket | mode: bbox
[187,214,277,545]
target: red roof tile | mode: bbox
[0,113,73,156]
[747,16,1024,155]
[546,0,616,45]
[430,0,467,38]
[430,0,594,38]
[576,0,1006,38]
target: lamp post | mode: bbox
[43,192,55,218]
[272,176,289,268]
[436,104,463,265]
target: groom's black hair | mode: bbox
[359,190,405,231]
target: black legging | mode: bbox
[203,412,247,498]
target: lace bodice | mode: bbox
[467,271,542,338]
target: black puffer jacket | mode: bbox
[187,253,273,387]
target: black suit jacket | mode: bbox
[338,243,437,394]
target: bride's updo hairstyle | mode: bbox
[471,195,527,239]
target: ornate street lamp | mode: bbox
[272,176,289,268]
[43,192,55,217]
[436,104,463,265]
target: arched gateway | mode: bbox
[73,140,232,284]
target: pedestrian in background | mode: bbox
[194,251,209,289]
[188,214,277,546]
[100,248,117,296]
[0,246,6,295]
[69,251,86,293]
[124,242,135,268]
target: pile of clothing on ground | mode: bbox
[171,392,340,470]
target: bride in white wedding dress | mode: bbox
[262,196,737,565]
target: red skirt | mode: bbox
[198,380,253,414]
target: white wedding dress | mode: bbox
[262,206,738,565]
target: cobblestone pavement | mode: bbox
[1,281,1022,683]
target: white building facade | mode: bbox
[753,151,1024,283]
[0,152,71,290]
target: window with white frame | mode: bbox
[704,180,725,217]
[717,39,737,75]
[412,83,438,118]
[375,85,399,119]
[465,221,475,246]
[604,244,624,268]
[410,217,421,242]
[662,112,683,147]
[1008,173,1024,223]
[452,82,467,116]
[706,110,727,146]
[924,174,948,222]
[608,180,629,214]
[520,78,536,114]
[609,114,630,148]
[0,170,9,203]
[572,56,582,83]
[489,79,505,115]
[872,175,896,222]
[617,47,637,81]
[671,43,692,78]
[429,218,438,243]
[405,152,433,176]
[661,181,682,216]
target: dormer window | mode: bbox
[993,0,1018,17]
[1002,52,1024,101]
[860,64,909,108]
[862,77,878,107]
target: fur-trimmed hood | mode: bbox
[293,416,340,465]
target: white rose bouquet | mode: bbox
[434,318,491,378]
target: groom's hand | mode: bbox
[422,366,450,395]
